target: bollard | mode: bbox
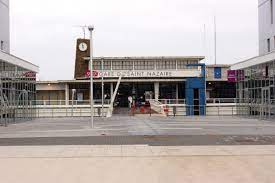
[98,107,101,117]
[173,106,177,117]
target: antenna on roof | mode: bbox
[203,24,207,64]
[73,25,88,39]
[214,16,217,65]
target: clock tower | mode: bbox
[74,39,90,79]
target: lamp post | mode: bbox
[88,26,94,128]
[71,89,76,117]
[101,58,104,118]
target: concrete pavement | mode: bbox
[0,117,274,182]
[0,145,275,183]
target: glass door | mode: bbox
[261,87,270,119]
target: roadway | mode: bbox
[0,116,275,146]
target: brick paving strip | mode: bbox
[0,135,275,146]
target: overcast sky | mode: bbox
[10,0,258,80]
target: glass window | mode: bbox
[112,61,122,70]
[104,61,111,70]
[122,61,133,70]
[157,60,176,70]
[177,60,188,69]
[134,61,154,70]
[93,61,101,70]
[112,60,133,70]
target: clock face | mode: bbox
[79,42,88,52]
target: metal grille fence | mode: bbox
[0,59,36,126]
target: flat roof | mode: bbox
[0,50,39,72]
[231,51,275,70]
[206,64,231,68]
[83,56,205,61]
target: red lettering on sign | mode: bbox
[85,70,99,78]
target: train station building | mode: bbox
[36,39,235,116]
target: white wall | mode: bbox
[259,0,275,55]
[36,83,66,91]
[0,0,10,53]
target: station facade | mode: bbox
[36,39,235,115]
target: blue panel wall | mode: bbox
[185,87,194,115]
[185,64,206,116]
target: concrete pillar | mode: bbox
[154,82,159,100]
[65,84,69,105]
[110,83,114,98]
[176,84,179,100]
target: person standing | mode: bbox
[128,96,133,109]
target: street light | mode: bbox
[101,58,104,118]
[88,25,94,128]
[71,89,76,117]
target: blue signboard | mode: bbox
[214,67,222,79]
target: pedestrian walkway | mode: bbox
[0,145,274,158]
[0,145,274,183]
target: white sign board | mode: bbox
[91,70,201,78]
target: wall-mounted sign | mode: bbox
[85,70,99,78]
[85,70,201,78]
[214,67,222,79]
[228,70,244,82]
[23,71,36,78]
[227,70,237,82]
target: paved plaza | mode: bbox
[0,116,275,182]
[0,145,275,183]
[1,116,275,137]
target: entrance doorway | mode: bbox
[115,84,132,108]
[114,83,154,108]
[194,89,200,115]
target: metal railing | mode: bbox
[6,98,274,119]
[156,98,237,105]
[206,98,237,104]
[157,99,186,104]
[33,106,109,118]
[149,98,274,120]
[162,104,237,117]
[32,100,110,118]
[33,100,111,106]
